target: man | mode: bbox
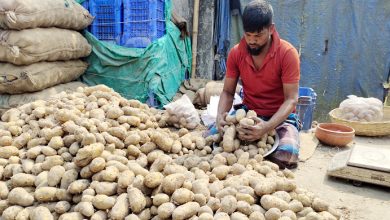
[216,0,301,169]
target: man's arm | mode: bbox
[216,77,239,131]
[263,83,299,130]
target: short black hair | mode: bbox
[242,0,273,33]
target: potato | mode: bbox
[107,160,128,172]
[231,212,249,220]
[264,207,281,220]
[8,187,34,206]
[260,195,289,211]
[237,200,253,216]
[55,189,72,202]
[213,212,230,220]
[90,210,108,220]
[125,214,141,220]
[240,118,255,127]
[215,187,237,200]
[75,201,95,217]
[222,125,236,152]
[220,195,238,214]
[312,198,329,212]
[60,169,78,189]
[30,206,53,220]
[93,194,116,210]
[48,136,64,150]
[15,207,32,220]
[212,165,231,180]
[172,188,194,205]
[100,166,120,182]
[281,210,297,220]
[319,211,337,220]
[55,201,71,214]
[288,200,304,212]
[150,155,172,172]
[157,202,176,219]
[118,170,135,188]
[236,192,255,205]
[91,181,117,196]
[9,173,34,187]
[47,166,66,187]
[249,211,266,220]
[198,212,213,220]
[151,132,173,152]
[172,202,200,220]
[305,212,324,220]
[152,193,170,206]
[255,179,277,196]
[3,205,24,220]
[127,161,149,177]
[144,172,164,188]
[88,157,106,173]
[272,191,292,203]
[0,146,19,159]
[58,212,84,220]
[128,186,146,213]
[35,187,57,202]
[68,179,90,194]
[74,143,104,167]
[162,173,185,194]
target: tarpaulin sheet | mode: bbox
[77,0,191,107]
[234,0,390,120]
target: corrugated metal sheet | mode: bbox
[235,0,390,120]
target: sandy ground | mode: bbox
[294,136,390,220]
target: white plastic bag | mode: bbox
[164,94,200,129]
[339,95,383,122]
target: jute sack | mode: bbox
[193,81,242,106]
[0,81,87,116]
[0,0,93,30]
[0,60,88,94]
[0,28,92,65]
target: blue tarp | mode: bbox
[213,0,231,80]
[231,0,390,120]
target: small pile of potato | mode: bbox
[205,109,277,156]
[0,85,341,220]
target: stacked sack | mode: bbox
[0,0,93,113]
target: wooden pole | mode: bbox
[191,0,200,79]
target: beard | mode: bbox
[247,43,267,56]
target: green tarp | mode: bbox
[78,0,191,107]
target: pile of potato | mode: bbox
[0,85,340,220]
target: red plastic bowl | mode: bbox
[315,123,355,147]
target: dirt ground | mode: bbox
[294,135,390,220]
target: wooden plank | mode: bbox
[347,144,390,172]
[327,151,390,187]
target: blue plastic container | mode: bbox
[89,0,122,44]
[121,0,165,48]
[81,0,89,10]
[297,87,317,131]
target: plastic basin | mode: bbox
[315,123,355,147]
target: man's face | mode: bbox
[244,25,273,56]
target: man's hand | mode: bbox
[216,112,228,134]
[236,117,271,142]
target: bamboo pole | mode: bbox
[191,0,200,78]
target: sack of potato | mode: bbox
[339,95,383,122]
[162,94,200,130]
